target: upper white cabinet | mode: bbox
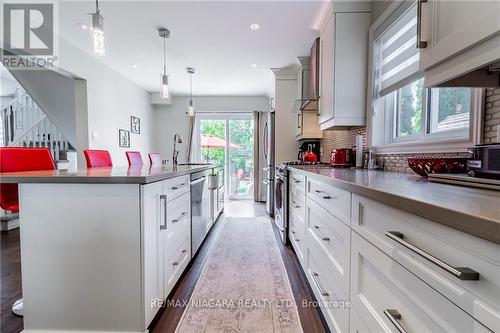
[420,0,500,86]
[318,4,370,130]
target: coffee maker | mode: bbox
[298,141,321,161]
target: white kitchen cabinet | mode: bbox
[420,1,500,70]
[296,111,323,140]
[350,232,490,333]
[318,8,370,130]
[142,175,192,328]
[142,181,166,326]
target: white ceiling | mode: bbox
[59,1,322,96]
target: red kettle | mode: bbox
[303,147,318,162]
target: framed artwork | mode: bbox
[131,116,140,134]
[119,129,130,148]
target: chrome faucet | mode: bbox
[172,133,183,165]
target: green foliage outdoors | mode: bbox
[398,79,469,136]
[200,119,254,195]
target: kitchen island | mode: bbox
[0,164,215,333]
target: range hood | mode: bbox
[298,38,320,112]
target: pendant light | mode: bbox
[186,67,195,116]
[158,28,170,99]
[90,0,105,56]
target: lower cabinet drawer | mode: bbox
[164,236,191,297]
[307,243,349,333]
[351,232,490,333]
[164,175,190,201]
[166,192,190,243]
[306,176,351,225]
[351,194,500,331]
[350,307,371,333]
[306,197,350,294]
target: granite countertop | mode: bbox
[289,166,500,245]
[0,164,214,184]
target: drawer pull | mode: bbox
[311,271,329,297]
[172,249,188,266]
[160,195,167,230]
[291,200,300,208]
[384,309,408,333]
[172,211,188,223]
[313,190,331,199]
[171,182,186,190]
[313,225,330,241]
[385,231,479,281]
[294,238,300,242]
[291,178,301,183]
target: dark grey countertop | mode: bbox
[0,164,214,184]
[289,166,500,245]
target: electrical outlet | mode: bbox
[92,131,100,141]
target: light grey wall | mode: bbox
[58,39,153,166]
[152,95,269,164]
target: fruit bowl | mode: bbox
[407,157,468,177]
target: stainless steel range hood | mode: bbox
[434,61,500,88]
[298,38,320,112]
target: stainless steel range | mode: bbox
[274,161,329,244]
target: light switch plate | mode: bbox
[92,131,100,141]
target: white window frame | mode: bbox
[366,2,484,154]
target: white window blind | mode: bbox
[374,2,422,97]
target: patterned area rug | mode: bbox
[175,217,303,333]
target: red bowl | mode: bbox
[407,157,468,177]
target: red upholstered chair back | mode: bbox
[83,149,113,168]
[0,147,56,212]
[126,151,143,166]
[148,153,162,166]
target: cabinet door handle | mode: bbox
[313,225,330,241]
[314,189,331,199]
[172,211,188,223]
[160,195,167,230]
[171,182,186,190]
[384,309,408,333]
[291,200,300,208]
[385,231,479,280]
[291,178,301,183]
[416,0,428,48]
[294,238,300,242]
[310,271,329,297]
[172,249,188,266]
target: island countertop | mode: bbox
[0,164,214,184]
[289,166,500,245]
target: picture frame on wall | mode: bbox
[119,129,130,148]
[131,116,140,134]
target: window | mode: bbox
[389,79,474,142]
[369,1,482,152]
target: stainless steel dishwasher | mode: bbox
[190,169,212,256]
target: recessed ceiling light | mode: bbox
[250,23,261,31]
[77,23,89,30]
[251,63,259,68]
[132,64,138,69]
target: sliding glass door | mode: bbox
[195,113,254,200]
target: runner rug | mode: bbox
[175,217,303,333]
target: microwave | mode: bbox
[467,144,500,179]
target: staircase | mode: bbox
[0,88,76,168]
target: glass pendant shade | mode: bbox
[187,99,195,116]
[91,12,105,56]
[161,74,169,98]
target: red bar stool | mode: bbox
[83,149,113,168]
[125,151,143,166]
[0,147,56,317]
[148,153,162,166]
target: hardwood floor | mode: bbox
[0,202,327,333]
[150,201,328,333]
[0,228,23,333]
